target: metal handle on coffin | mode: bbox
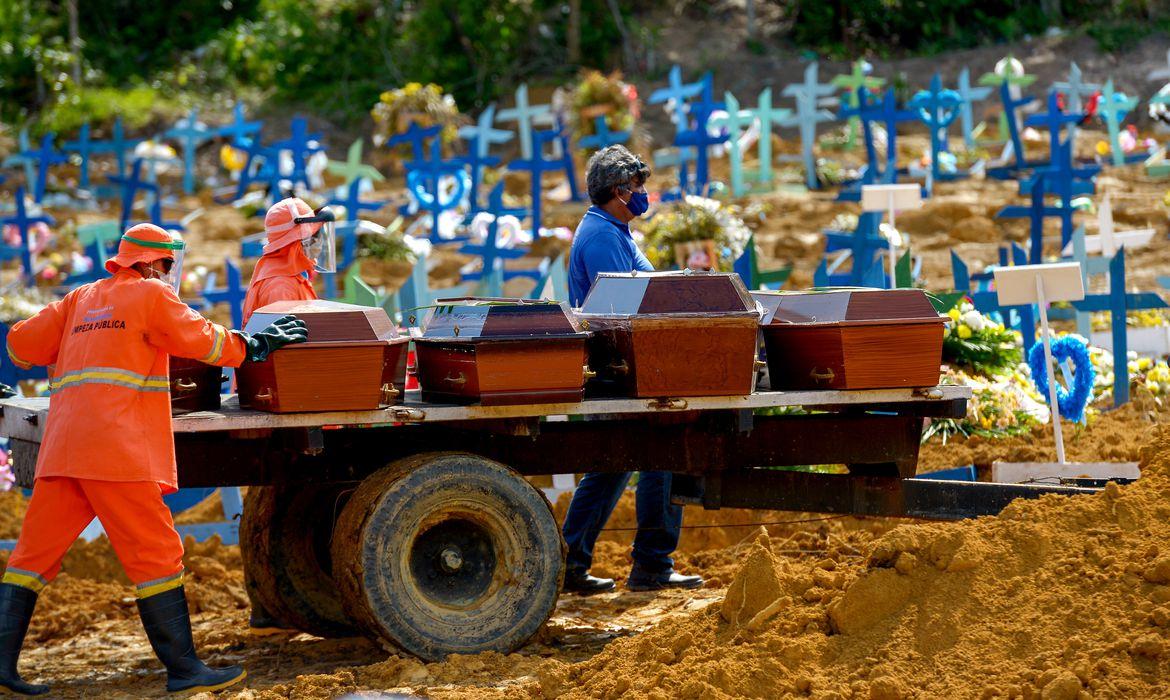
[380,383,401,404]
[254,388,274,405]
[443,372,468,386]
[809,368,836,384]
[754,360,767,371]
[172,378,198,393]
[608,360,630,375]
[582,366,597,380]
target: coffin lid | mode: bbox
[578,271,759,317]
[419,297,587,341]
[244,299,402,346]
[751,288,945,326]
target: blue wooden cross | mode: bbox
[404,137,468,239]
[224,132,275,203]
[507,126,571,235]
[1099,79,1141,167]
[217,102,262,147]
[166,109,213,194]
[269,117,324,191]
[781,61,836,190]
[1071,248,1167,406]
[456,104,512,212]
[201,258,247,329]
[109,158,159,231]
[981,81,1038,178]
[551,115,583,202]
[1017,139,1099,250]
[1024,91,1083,165]
[1,128,36,189]
[1062,223,1112,337]
[459,183,537,294]
[388,121,442,163]
[908,74,965,181]
[21,133,68,204]
[1051,62,1099,149]
[63,123,99,191]
[578,114,631,151]
[0,187,54,285]
[326,138,383,187]
[956,68,992,148]
[673,74,726,195]
[815,212,888,286]
[831,60,886,151]
[496,84,551,161]
[652,146,696,202]
[101,117,143,180]
[836,87,917,202]
[996,170,1066,264]
[648,65,705,135]
[327,176,385,221]
[711,91,754,197]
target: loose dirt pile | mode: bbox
[536,423,1170,700]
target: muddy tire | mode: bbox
[240,484,357,638]
[332,452,565,661]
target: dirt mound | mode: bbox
[537,423,1170,699]
[0,490,28,539]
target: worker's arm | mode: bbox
[6,292,74,370]
[145,282,249,368]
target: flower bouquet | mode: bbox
[941,301,1022,377]
[568,70,640,149]
[640,196,751,272]
[371,83,465,160]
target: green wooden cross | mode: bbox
[742,87,792,192]
[831,60,885,151]
[709,92,756,197]
[1100,79,1138,168]
[327,139,384,186]
[334,264,383,307]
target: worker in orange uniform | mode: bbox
[239,196,335,632]
[242,197,336,323]
[0,223,308,696]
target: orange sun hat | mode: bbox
[105,223,184,274]
[263,197,323,255]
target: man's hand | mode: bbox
[242,315,309,363]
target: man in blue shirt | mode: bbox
[562,145,703,594]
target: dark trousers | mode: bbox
[561,471,682,575]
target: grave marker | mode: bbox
[781,61,836,190]
[496,84,551,161]
[165,109,213,194]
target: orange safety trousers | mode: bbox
[2,477,184,598]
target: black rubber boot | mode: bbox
[136,586,247,694]
[0,583,48,695]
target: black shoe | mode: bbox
[0,583,48,695]
[137,585,247,694]
[626,567,704,592]
[563,570,616,595]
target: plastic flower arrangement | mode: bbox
[1092,348,1170,406]
[941,301,1022,377]
[371,83,465,155]
[0,287,55,323]
[640,196,751,272]
[1091,309,1170,331]
[925,366,1046,443]
[569,70,639,148]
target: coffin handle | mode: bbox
[754,360,767,371]
[380,383,401,404]
[253,388,274,405]
[608,359,629,375]
[809,368,836,384]
[443,372,468,386]
[172,378,199,394]
[582,366,597,380]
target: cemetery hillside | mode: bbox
[7,1,1170,697]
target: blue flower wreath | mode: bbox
[1027,335,1095,424]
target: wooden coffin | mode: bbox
[753,289,945,391]
[414,298,590,405]
[236,300,409,413]
[169,356,222,415]
[577,272,761,398]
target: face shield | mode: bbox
[296,206,337,274]
[123,232,186,292]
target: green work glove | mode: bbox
[240,314,308,363]
[0,383,15,399]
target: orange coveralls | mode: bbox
[241,244,317,325]
[3,269,246,596]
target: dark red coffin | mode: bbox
[576,272,761,398]
[236,300,409,413]
[414,298,590,405]
[169,356,222,415]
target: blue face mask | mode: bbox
[620,188,650,217]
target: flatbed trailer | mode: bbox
[0,385,1097,660]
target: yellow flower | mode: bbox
[947,308,962,323]
[957,325,973,340]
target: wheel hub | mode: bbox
[409,518,497,607]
